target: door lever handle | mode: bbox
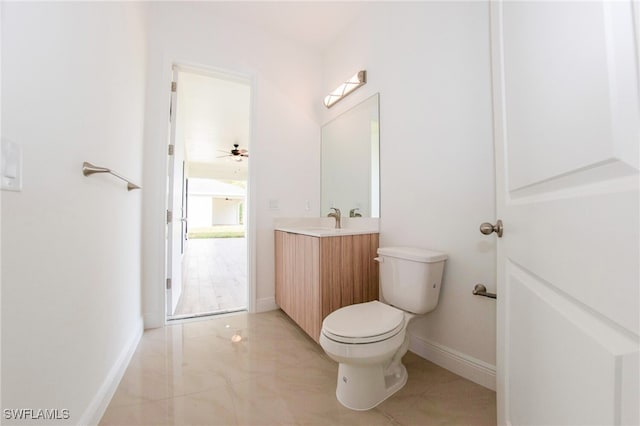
[472,284,496,299]
[479,219,503,238]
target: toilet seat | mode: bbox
[322,301,405,344]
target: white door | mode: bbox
[166,68,186,316]
[490,2,639,425]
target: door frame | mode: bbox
[164,62,257,322]
[165,66,187,317]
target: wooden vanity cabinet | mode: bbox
[274,230,379,343]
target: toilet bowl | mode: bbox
[319,246,447,410]
[319,300,414,410]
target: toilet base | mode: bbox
[335,362,408,411]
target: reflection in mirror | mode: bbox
[321,93,380,218]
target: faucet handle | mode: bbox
[349,208,362,218]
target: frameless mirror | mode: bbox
[321,93,380,218]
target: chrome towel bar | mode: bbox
[82,161,140,191]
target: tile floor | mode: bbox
[173,238,247,317]
[101,310,496,425]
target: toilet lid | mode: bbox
[322,301,405,344]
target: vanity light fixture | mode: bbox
[323,70,367,108]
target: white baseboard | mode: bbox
[79,317,144,425]
[409,334,496,391]
[255,296,278,313]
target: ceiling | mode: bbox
[211,2,367,51]
[177,70,252,180]
[176,2,367,181]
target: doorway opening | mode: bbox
[166,66,251,321]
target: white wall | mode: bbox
[1,2,146,424]
[322,2,497,386]
[211,198,241,225]
[142,2,323,327]
[188,196,213,228]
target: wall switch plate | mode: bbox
[2,139,23,192]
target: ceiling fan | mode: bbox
[217,143,249,161]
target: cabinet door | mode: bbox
[275,231,321,341]
[276,231,379,343]
[353,233,379,304]
[293,233,321,341]
[274,230,288,311]
[320,233,379,320]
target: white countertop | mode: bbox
[275,227,379,237]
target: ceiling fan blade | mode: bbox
[216,154,231,158]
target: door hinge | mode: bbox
[166,209,173,224]
[168,144,175,156]
[166,278,172,290]
[171,81,177,92]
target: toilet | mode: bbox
[319,246,447,411]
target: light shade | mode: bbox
[323,70,367,108]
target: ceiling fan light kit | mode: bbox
[217,143,249,161]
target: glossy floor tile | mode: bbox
[101,310,496,425]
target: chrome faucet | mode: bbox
[327,207,342,229]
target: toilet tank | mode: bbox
[377,247,447,315]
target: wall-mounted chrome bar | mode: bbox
[82,161,140,191]
[472,284,496,299]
